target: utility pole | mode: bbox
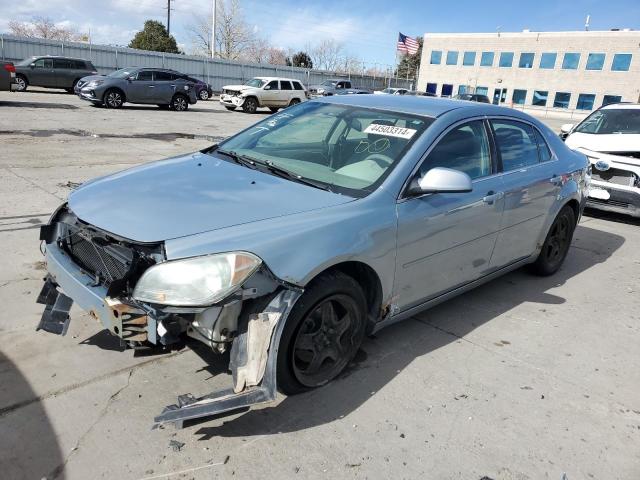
[211,0,216,58]
[166,0,174,34]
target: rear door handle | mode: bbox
[483,191,504,204]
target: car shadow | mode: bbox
[0,100,78,110]
[0,352,64,479]
[584,207,640,227]
[192,223,624,439]
[18,88,71,95]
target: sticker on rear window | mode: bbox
[363,123,416,139]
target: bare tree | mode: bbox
[8,16,82,41]
[311,39,344,71]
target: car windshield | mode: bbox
[16,57,38,66]
[574,109,640,135]
[381,88,395,94]
[107,68,133,78]
[244,78,267,87]
[321,81,337,86]
[216,101,432,197]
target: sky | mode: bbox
[0,0,639,68]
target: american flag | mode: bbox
[397,32,419,55]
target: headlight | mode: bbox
[132,252,261,306]
[87,80,104,87]
[317,88,325,94]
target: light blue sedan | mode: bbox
[36,95,589,426]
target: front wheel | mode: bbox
[529,205,576,276]
[289,98,301,107]
[15,75,28,92]
[170,94,189,111]
[277,271,367,395]
[242,97,258,113]
[198,89,210,101]
[104,89,124,108]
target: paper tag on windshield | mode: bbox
[364,123,417,139]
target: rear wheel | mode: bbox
[104,89,124,108]
[289,98,301,107]
[15,75,27,92]
[170,94,189,111]
[529,205,576,276]
[242,97,258,113]
[277,271,367,395]
[198,89,210,100]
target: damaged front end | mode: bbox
[37,206,302,427]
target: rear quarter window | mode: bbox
[293,81,304,90]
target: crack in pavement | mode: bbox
[0,349,185,418]
[49,369,134,480]
[2,167,65,201]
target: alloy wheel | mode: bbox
[173,96,187,111]
[199,90,209,100]
[15,77,26,91]
[543,213,571,264]
[291,294,361,387]
[106,91,123,108]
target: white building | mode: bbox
[417,30,640,112]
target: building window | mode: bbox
[518,53,535,68]
[441,84,453,97]
[512,89,527,105]
[562,53,580,70]
[602,95,622,106]
[446,51,459,65]
[463,51,476,66]
[458,85,468,94]
[586,53,605,70]
[539,53,557,69]
[426,82,438,95]
[611,53,632,71]
[430,51,442,65]
[576,94,596,110]
[499,52,514,67]
[532,90,548,106]
[480,52,494,67]
[553,92,571,109]
[475,86,488,95]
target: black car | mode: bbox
[14,56,97,93]
[75,67,198,111]
[453,93,491,103]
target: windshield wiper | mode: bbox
[254,159,333,192]
[216,149,258,170]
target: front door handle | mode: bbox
[483,191,504,205]
[148,85,155,88]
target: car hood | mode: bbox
[565,132,640,154]
[223,84,254,92]
[78,74,106,83]
[68,152,354,243]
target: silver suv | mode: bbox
[220,77,307,113]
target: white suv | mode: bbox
[220,77,307,113]
[563,103,640,218]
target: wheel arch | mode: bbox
[243,94,260,106]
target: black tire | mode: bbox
[269,107,280,113]
[15,75,28,92]
[66,79,79,94]
[170,94,189,111]
[289,98,301,107]
[198,89,210,101]
[277,271,367,395]
[224,106,236,111]
[529,205,576,276]
[103,88,124,109]
[242,97,258,113]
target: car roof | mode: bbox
[600,102,640,110]
[255,76,302,82]
[31,55,89,61]
[316,94,522,118]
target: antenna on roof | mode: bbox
[585,14,590,31]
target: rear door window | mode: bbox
[280,80,293,90]
[418,120,492,180]
[491,120,540,171]
[154,71,173,81]
[53,59,72,69]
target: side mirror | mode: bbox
[560,123,574,134]
[407,167,473,196]
[30,63,36,68]
[264,85,271,90]
[127,76,135,82]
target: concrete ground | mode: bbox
[0,89,638,480]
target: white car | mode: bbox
[374,87,409,95]
[220,77,307,113]
[563,103,640,218]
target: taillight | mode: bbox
[3,64,15,73]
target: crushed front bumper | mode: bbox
[219,94,245,108]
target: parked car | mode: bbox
[36,95,588,426]
[75,67,198,110]
[308,79,352,97]
[453,93,491,103]
[336,87,372,95]
[220,77,307,113]
[0,61,16,92]
[374,87,409,95]
[180,75,213,100]
[14,56,97,93]
[563,103,640,217]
